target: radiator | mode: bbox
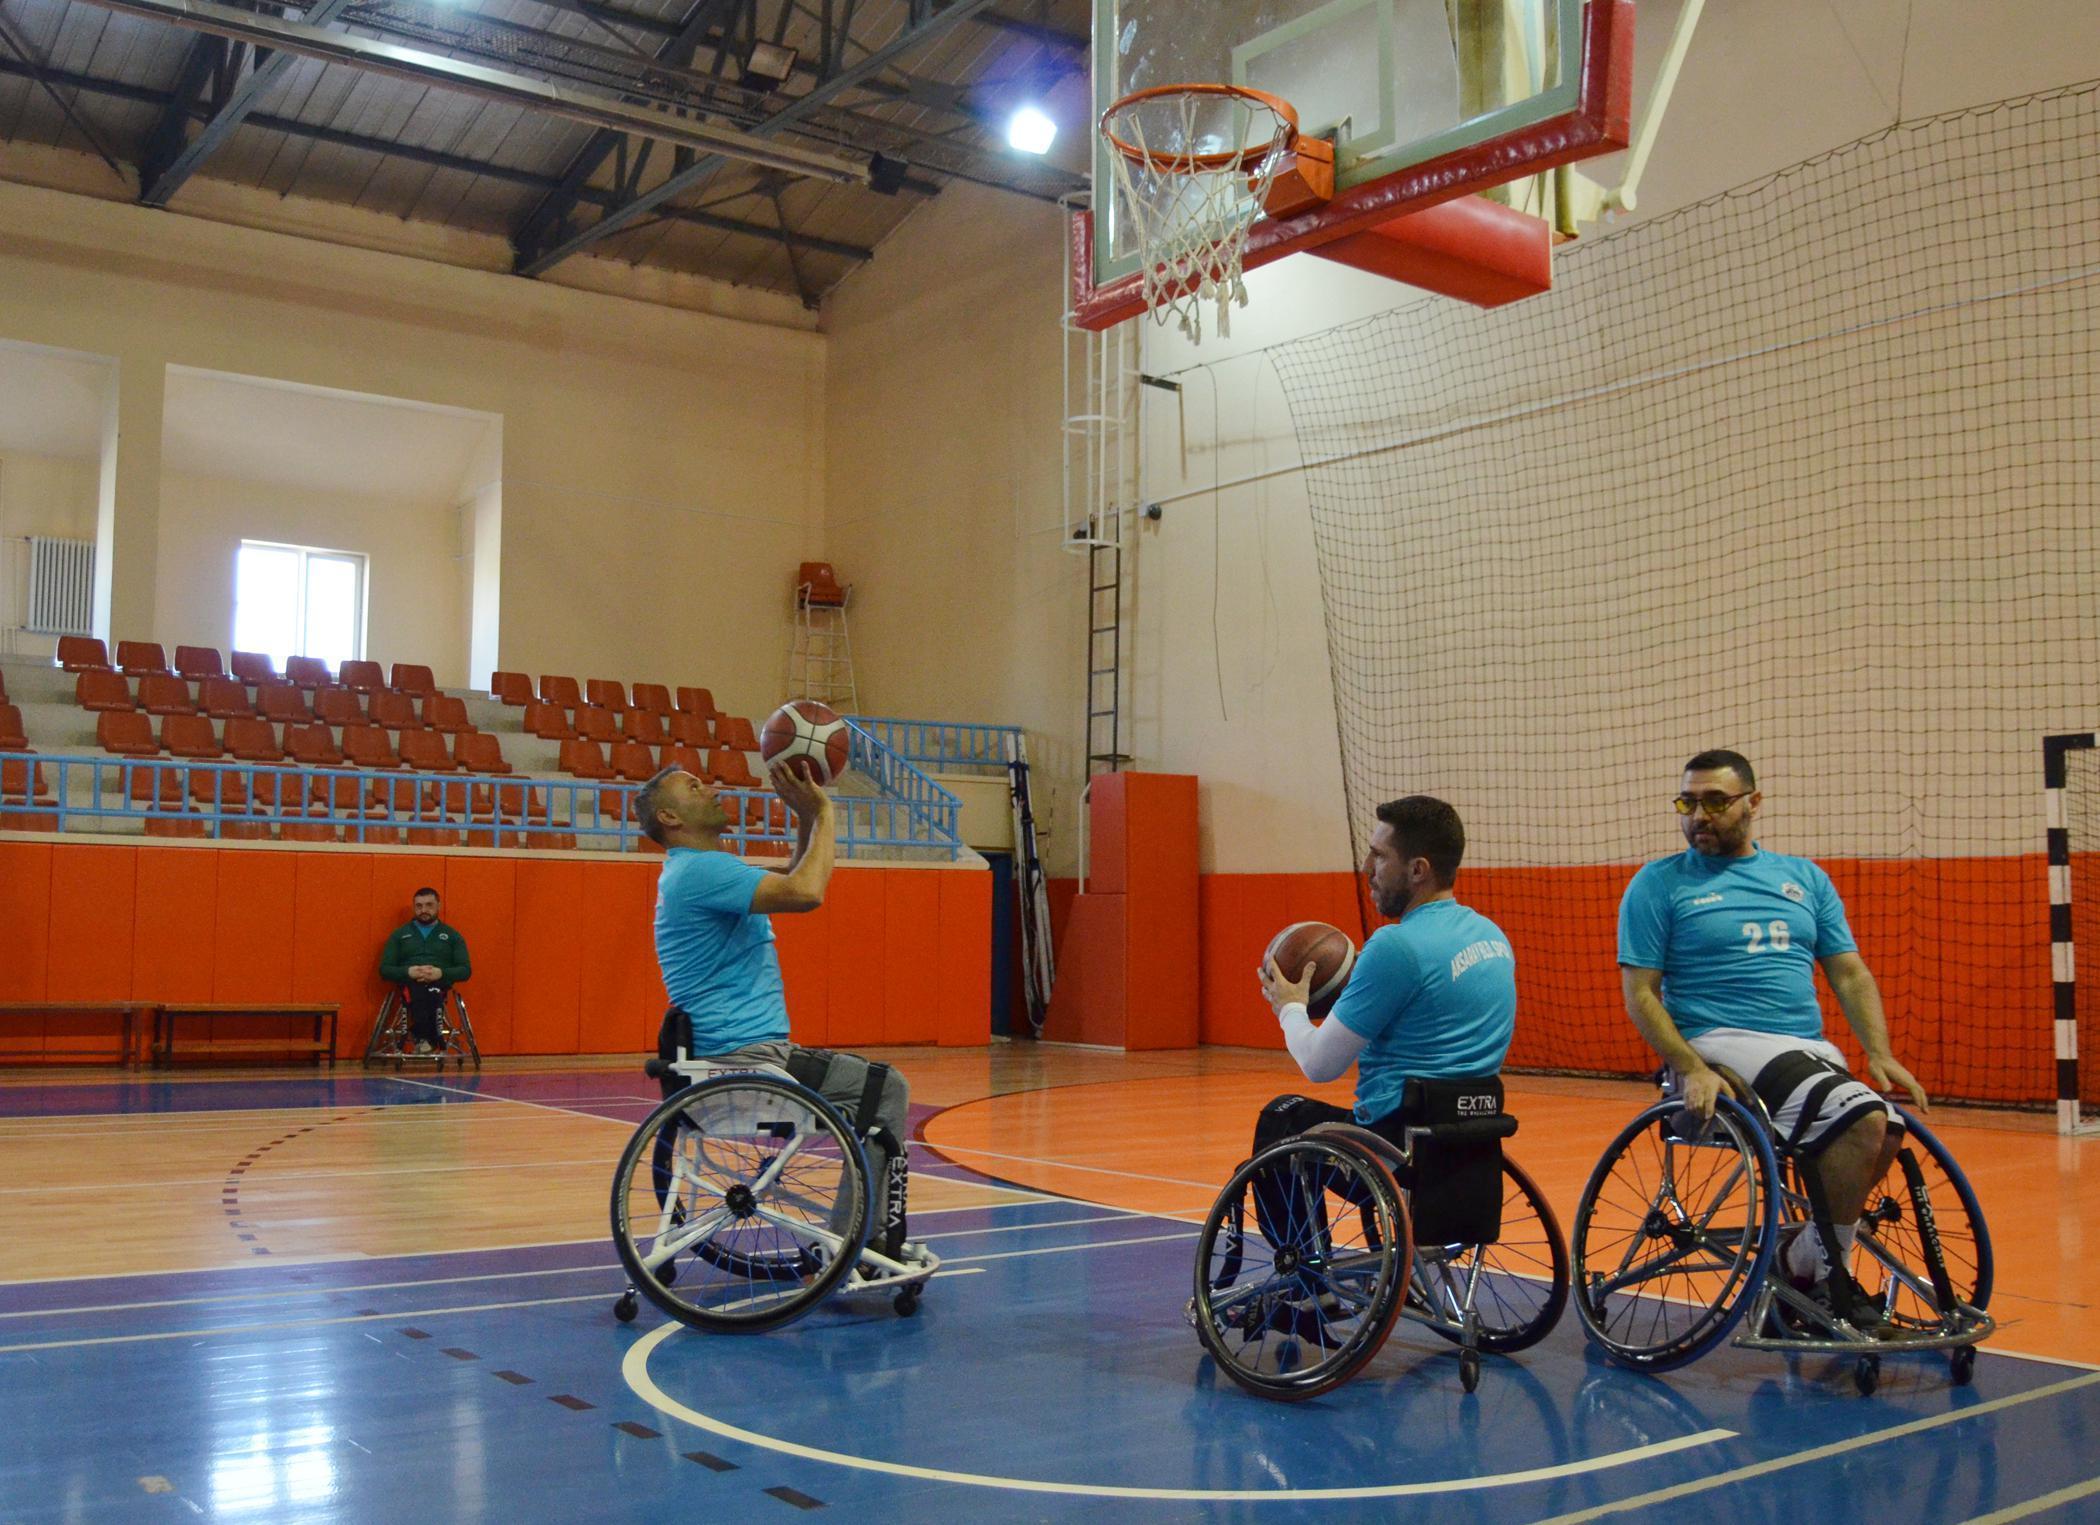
[25,536,95,637]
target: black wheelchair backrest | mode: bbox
[1400,1075,1514,1245]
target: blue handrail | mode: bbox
[840,720,965,849]
[847,717,1021,777]
[0,751,961,860]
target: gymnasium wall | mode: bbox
[0,179,824,721]
[155,472,469,687]
[0,449,98,662]
[0,840,993,1060]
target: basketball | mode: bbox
[1264,921,1357,1017]
[759,699,851,786]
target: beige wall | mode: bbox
[0,178,824,725]
[0,449,99,661]
[156,472,468,685]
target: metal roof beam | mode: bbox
[514,0,1000,277]
[0,52,876,260]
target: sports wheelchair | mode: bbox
[1189,1077,1569,1400]
[362,985,480,1069]
[609,1054,939,1331]
[1571,1070,1992,1395]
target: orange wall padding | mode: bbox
[0,842,992,1061]
[1183,859,2056,1106]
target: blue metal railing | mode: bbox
[847,716,1021,777]
[0,751,961,860]
[841,721,965,847]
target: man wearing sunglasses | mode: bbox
[1617,748,1927,1332]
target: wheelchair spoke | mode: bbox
[641,1207,733,1269]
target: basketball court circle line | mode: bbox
[621,1319,1734,1502]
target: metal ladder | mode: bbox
[789,591,860,710]
[1005,730,1056,1035]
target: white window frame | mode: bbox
[233,539,368,667]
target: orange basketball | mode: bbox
[759,699,851,785]
[1265,921,1357,1017]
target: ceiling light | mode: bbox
[1006,106,1057,155]
[743,41,797,88]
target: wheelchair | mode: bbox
[1571,1069,1993,1395]
[609,1053,939,1332]
[1189,1077,1570,1401]
[362,985,480,1069]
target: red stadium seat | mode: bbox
[540,675,583,709]
[621,709,667,745]
[341,724,400,770]
[175,645,224,680]
[338,659,385,693]
[199,677,254,719]
[609,739,657,782]
[714,715,759,752]
[668,710,711,747]
[559,739,613,780]
[1,755,56,805]
[368,689,424,731]
[137,673,197,716]
[161,714,221,759]
[391,663,437,696]
[243,771,294,810]
[0,669,6,702]
[399,730,457,772]
[57,636,110,672]
[76,670,133,712]
[525,701,575,741]
[406,822,465,847]
[675,686,716,717]
[257,683,313,725]
[661,743,707,775]
[0,704,25,751]
[97,711,159,756]
[286,723,345,767]
[280,811,342,844]
[423,694,471,734]
[230,650,278,686]
[186,767,249,811]
[573,705,618,743]
[586,679,627,711]
[144,814,210,839]
[313,686,365,727]
[454,731,511,776]
[224,718,284,763]
[795,561,849,609]
[117,640,170,676]
[127,765,185,806]
[709,748,760,787]
[491,671,533,706]
[285,655,331,691]
[307,772,364,812]
[631,682,672,716]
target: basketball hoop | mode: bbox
[1100,83,1299,342]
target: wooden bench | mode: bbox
[150,1004,340,1068]
[0,1003,153,1065]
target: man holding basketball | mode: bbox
[1617,748,1927,1331]
[1255,795,1517,1152]
[634,760,925,1268]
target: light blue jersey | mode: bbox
[1616,846,1857,1041]
[1328,898,1517,1125]
[654,848,789,1055]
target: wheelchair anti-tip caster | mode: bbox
[1951,1346,1976,1386]
[1459,1349,1481,1394]
[1854,1354,1880,1396]
[614,1291,639,1323]
[894,1289,920,1317]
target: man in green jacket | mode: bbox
[379,887,471,1054]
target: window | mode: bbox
[233,541,365,672]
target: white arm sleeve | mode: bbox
[1279,1003,1370,1085]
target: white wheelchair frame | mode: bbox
[611,1051,939,1330]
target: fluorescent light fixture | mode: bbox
[1006,106,1057,155]
[743,41,797,87]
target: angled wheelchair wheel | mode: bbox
[1191,1134,1412,1401]
[1573,1095,1779,1371]
[1849,1106,1993,1328]
[610,1072,869,1333]
[1410,1156,1570,1355]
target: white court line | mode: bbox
[0,1201,1137,1312]
[1959,1475,2100,1524]
[622,1318,1735,1502]
[0,1155,630,1196]
[1529,1370,2100,1524]
[919,1140,1223,1193]
[0,1227,1170,1354]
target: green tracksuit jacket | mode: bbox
[380,920,472,985]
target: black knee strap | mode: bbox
[857,1062,893,1139]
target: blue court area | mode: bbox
[2,1069,2095,1522]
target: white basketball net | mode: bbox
[1104,90,1294,343]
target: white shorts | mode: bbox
[1678,1027,1896,1156]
